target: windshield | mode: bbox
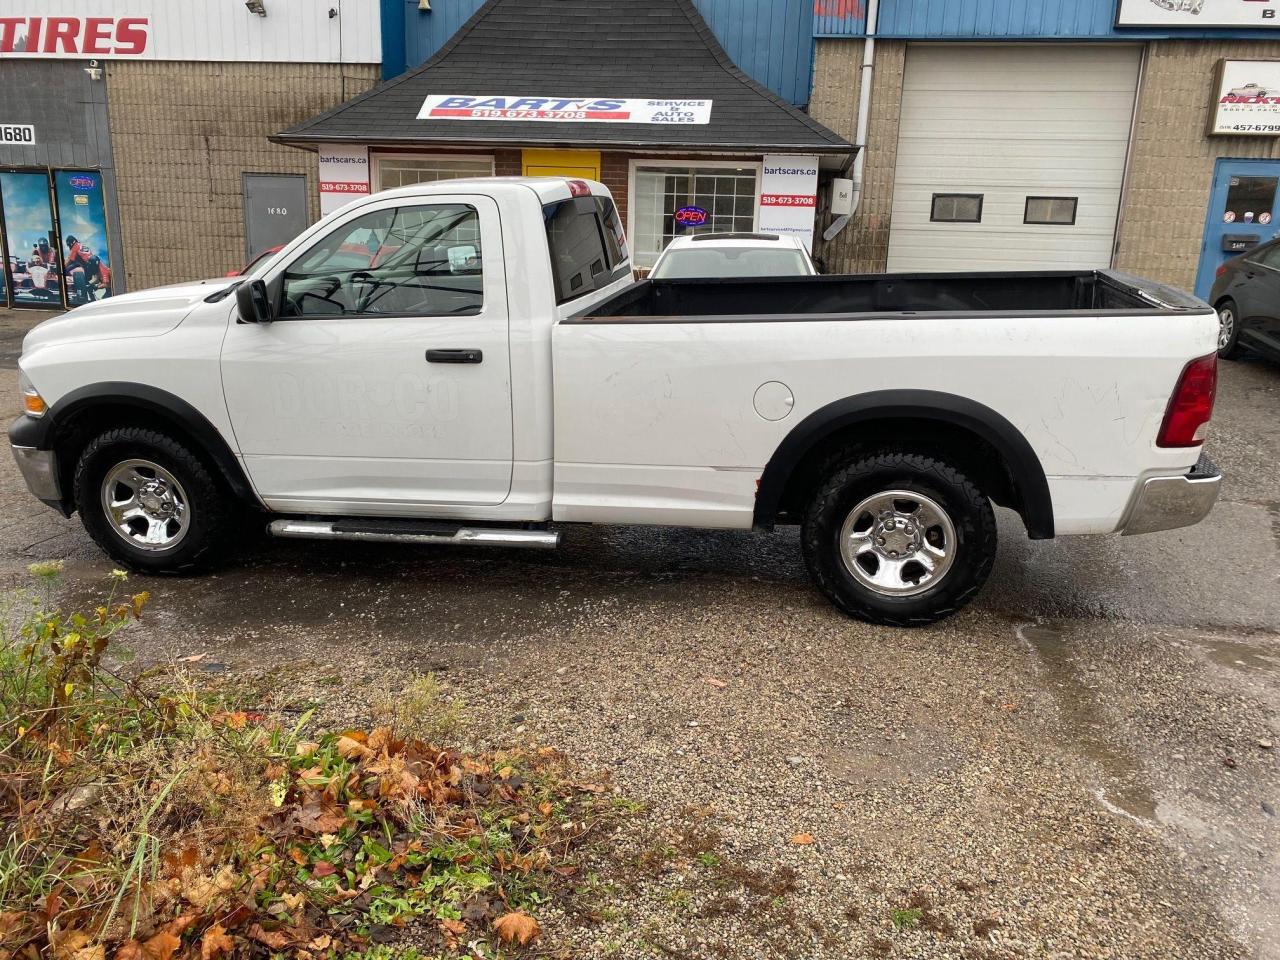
[650,246,811,279]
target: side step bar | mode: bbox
[268,519,560,550]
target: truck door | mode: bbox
[219,194,514,512]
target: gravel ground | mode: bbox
[1,307,1277,959]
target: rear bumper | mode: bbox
[1120,454,1221,536]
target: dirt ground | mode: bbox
[2,306,1278,959]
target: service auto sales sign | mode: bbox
[1210,59,1280,135]
[418,95,713,124]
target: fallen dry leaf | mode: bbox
[311,861,336,879]
[493,911,540,946]
[247,924,292,950]
[702,677,727,688]
[52,931,93,960]
[71,946,105,960]
[295,742,319,758]
[790,833,816,846]
[199,924,234,960]
[308,935,332,951]
[114,941,143,960]
[181,864,238,909]
[140,930,181,960]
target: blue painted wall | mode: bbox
[381,0,817,106]
[815,0,1280,39]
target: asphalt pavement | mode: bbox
[1,306,1277,959]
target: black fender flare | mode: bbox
[13,381,259,511]
[753,389,1054,539]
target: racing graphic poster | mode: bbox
[0,170,63,309]
[53,171,113,303]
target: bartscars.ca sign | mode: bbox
[418,95,713,124]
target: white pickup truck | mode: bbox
[10,177,1222,626]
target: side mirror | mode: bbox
[235,278,275,324]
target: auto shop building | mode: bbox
[277,0,852,271]
[0,0,380,307]
[808,0,1280,299]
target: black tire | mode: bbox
[801,451,997,627]
[1216,299,1244,360]
[73,427,237,574]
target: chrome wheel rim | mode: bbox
[1218,306,1235,350]
[839,490,957,597]
[100,459,191,551]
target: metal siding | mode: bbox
[816,0,1280,38]
[0,0,380,61]
[397,0,814,103]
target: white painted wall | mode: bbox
[0,0,380,63]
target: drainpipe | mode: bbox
[823,0,879,242]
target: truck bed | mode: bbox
[570,269,1206,321]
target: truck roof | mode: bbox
[368,175,608,207]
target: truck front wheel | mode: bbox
[73,427,237,574]
[801,451,997,626]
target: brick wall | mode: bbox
[1116,40,1280,292]
[105,61,379,290]
[494,149,522,176]
[808,39,906,274]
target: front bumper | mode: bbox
[1120,454,1221,536]
[10,443,62,503]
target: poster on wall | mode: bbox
[318,144,369,216]
[1117,0,1280,27]
[757,154,819,251]
[1209,59,1280,135]
[53,170,113,303]
[0,170,62,308]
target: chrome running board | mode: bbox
[268,519,560,549]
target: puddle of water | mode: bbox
[1199,637,1280,677]
[1018,623,1158,823]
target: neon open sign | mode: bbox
[674,205,708,227]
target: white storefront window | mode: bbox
[373,155,495,190]
[629,161,760,268]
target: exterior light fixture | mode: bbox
[245,0,267,16]
[419,0,431,10]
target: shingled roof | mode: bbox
[274,0,851,158]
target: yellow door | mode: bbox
[522,148,601,180]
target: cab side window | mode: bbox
[280,204,483,318]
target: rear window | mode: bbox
[651,247,811,280]
[544,195,631,304]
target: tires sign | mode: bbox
[0,123,35,145]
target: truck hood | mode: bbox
[21,278,236,355]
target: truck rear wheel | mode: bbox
[73,427,237,574]
[801,451,997,626]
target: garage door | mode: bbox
[887,45,1140,272]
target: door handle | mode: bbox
[426,348,483,364]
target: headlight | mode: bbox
[18,370,47,418]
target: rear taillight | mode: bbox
[1215,264,1228,279]
[1157,353,1217,448]
[567,179,591,197]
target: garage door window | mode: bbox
[375,155,494,190]
[1024,197,1078,226]
[930,194,983,223]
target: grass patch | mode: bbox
[891,907,924,930]
[0,565,630,958]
